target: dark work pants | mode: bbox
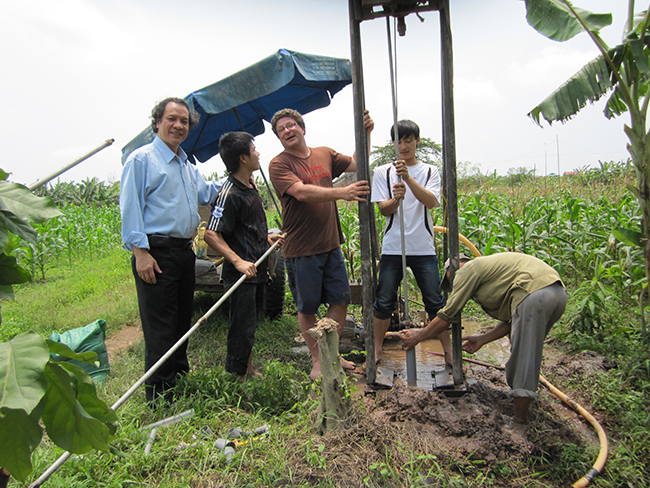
[223,279,265,376]
[373,254,446,321]
[132,246,195,403]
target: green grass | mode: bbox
[1,246,139,342]
[3,167,650,487]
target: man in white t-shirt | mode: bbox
[370,119,451,364]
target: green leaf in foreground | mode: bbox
[0,284,14,301]
[58,361,117,432]
[0,253,31,287]
[0,332,49,413]
[0,201,38,250]
[42,362,113,453]
[0,405,44,481]
[0,180,61,224]
[46,339,100,365]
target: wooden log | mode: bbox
[305,318,352,434]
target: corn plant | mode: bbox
[339,202,361,280]
[13,204,121,281]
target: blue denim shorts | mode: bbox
[285,248,351,315]
[373,254,446,321]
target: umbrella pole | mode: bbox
[28,240,283,488]
[258,166,282,225]
[439,1,464,385]
[348,0,378,385]
[386,16,416,385]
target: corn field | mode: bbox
[339,162,646,339]
[12,203,121,282]
[15,161,646,339]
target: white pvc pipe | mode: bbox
[28,139,114,191]
[29,239,282,487]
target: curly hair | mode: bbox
[270,108,305,137]
[151,97,200,133]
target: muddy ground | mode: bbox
[281,347,609,488]
[105,327,608,487]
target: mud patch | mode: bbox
[550,350,610,378]
[284,349,600,487]
[370,381,531,461]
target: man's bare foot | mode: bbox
[361,357,381,373]
[310,362,321,382]
[444,351,453,367]
[247,369,264,380]
[237,370,264,383]
[340,356,356,370]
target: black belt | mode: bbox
[147,234,192,249]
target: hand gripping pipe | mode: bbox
[28,238,283,488]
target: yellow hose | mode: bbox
[539,375,608,487]
[433,227,608,485]
[432,226,481,258]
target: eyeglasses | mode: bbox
[277,122,298,133]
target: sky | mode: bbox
[0,0,633,187]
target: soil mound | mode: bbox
[285,360,592,488]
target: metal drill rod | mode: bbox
[386,16,416,384]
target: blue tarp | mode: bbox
[121,49,352,164]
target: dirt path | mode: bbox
[105,322,143,362]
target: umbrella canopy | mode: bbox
[121,49,352,164]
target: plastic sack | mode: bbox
[49,319,111,383]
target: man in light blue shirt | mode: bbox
[120,97,221,406]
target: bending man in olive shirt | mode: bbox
[401,252,567,425]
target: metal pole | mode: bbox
[258,166,282,223]
[440,0,463,385]
[28,139,114,191]
[348,0,377,385]
[386,16,416,384]
[28,239,282,488]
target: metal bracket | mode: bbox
[356,0,442,22]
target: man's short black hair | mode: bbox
[219,132,254,174]
[151,97,200,133]
[390,119,420,141]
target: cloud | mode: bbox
[455,76,502,105]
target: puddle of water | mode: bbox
[378,319,511,389]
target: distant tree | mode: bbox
[457,160,482,180]
[506,166,536,185]
[370,137,442,170]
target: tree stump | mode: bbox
[305,318,352,434]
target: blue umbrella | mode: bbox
[121,49,352,164]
